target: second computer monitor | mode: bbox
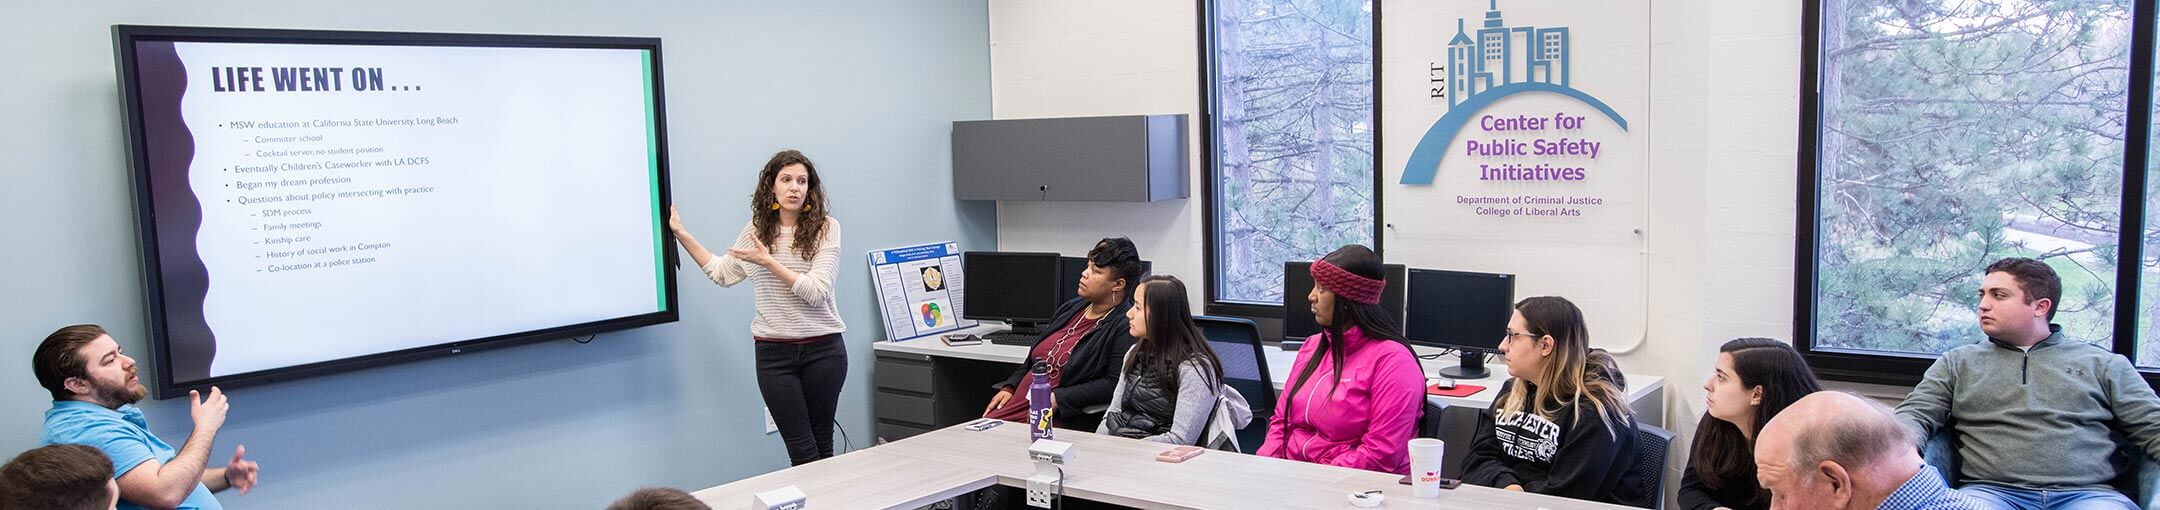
[1403,268,1515,379]
[1282,261,1406,342]
[962,251,1064,328]
[1056,256,1152,305]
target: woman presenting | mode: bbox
[670,149,847,466]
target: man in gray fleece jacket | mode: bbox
[1894,258,2160,509]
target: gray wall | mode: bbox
[0,2,993,508]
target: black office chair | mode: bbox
[1630,422,1676,510]
[1195,316,1273,453]
[1415,400,1446,474]
[1922,423,2160,508]
[1415,400,1482,479]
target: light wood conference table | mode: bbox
[696,421,1638,509]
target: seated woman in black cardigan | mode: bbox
[980,238,1144,431]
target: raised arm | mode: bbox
[674,208,754,287]
[116,389,227,509]
[781,220,842,302]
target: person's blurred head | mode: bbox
[1755,392,1918,510]
[0,444,118,510]
[1077,238,1142,304]
[33,325,145,408]
[1978,257,2059,344]
[605,487,711,510]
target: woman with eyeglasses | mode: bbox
[1460,296,1651,507]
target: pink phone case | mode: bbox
[1156,446,1205,463]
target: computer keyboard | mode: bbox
[984,332,1038,346]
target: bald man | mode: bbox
[1756,392,1981,510]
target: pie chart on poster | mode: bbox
[920,302,943,328]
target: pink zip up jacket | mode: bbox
[1256,326,1425,474]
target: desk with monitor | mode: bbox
[873,251,1153,439]
[872,253,1666,450]
[959,251,1065,346]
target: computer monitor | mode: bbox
[1281,261,1406,342]
[1056,256,1152,305]
[962,251,1063,333]
[1403,268,1515,379]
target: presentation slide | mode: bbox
[123,31,670,392]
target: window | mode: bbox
[1202,0,1379,309]
[1799,0,2157,384]
[1542,32,1562,60]
[2142,31,2160,367]
[1484,33,1503,61]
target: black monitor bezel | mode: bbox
[1281,261,1406,341]
[959,251,1064,323]
[113,25,679,399]
[1401,267,1516,352]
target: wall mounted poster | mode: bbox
[1382,0,1650,349]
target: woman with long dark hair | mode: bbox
[669,149,847,466]
[1678,338,1821,510]
[1097,275,1227,444]
[1255,245,1425,474]
[1461,295,1650,507]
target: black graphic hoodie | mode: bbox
[1460,379,1651,507]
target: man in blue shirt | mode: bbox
[33,324,260,510]
[1756,392,1982,510]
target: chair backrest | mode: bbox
[1631,422,1676,510]
[1195,316,1274,412]
[1929,423,2159,508]
[1919,425,1960,488]
[1417,400,1447,440]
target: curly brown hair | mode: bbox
[749,150,830,260]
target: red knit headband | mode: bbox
[1311,260,1385,305]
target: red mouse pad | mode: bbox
[1427,383,1486,397]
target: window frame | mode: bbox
[1793,0,2159,386]
[1197,0,1387,318]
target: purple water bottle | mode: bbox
[1027,360,1054,441]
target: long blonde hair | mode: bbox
[1499,296,1631,437]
